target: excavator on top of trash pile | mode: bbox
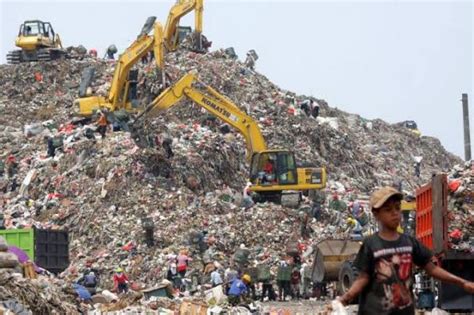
[75,4,211,117]
[164,0,210,53]
[6,20,68,64]
[130,72,327,206]
[75,17,165,117]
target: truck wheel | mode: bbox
[337,261,359,296]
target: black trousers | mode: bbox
[98,125,107,138]
[261,283,275,301]
[228,295,240,306]
[277,280,291,300]
[300,103,310,116]
[248,283,256,300]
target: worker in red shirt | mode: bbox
[113,267,129,294]
[263,160,273,173]
[88,49,98,58]
[5,154,17,179]
[262,155,276,184]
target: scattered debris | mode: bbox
[0,41,465,313]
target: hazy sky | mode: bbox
[1,0,472,158]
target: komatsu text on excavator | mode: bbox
[131,73,327,206]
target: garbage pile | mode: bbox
[0,237,79,314]
[156,49,460,191]
[0,59,110,126]
[0,47,464,312]
[0,270,80,314]
[0,49,461,191]
[0,237,21,272]
[447,162,474,252]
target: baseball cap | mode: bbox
[369,186,403,210]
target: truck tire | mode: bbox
[337,261,359,297]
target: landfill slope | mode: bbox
[1,51,461,191]
[0,270,79,314]
[0,50,463,287]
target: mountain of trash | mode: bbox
[0,48,466,312]
[1,50,460,192]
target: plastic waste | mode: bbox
[330,299,348,315]
[429,308,449,315]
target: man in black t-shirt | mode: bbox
[335,186,474,315]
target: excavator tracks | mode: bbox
[37,49,53,62]
[38,49,67,62]
[6,50,22,64]
[6,48,67,64]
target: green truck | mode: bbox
[0,228,69,274]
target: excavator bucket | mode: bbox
[130,124,152,148]
[186,32,211,53]
[78,67,95,98]
[139,16,157,38]
[280,192,301,208]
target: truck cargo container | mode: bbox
[416,174,473,311]
[0,228,69,274]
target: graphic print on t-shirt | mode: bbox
[373,246,413,310]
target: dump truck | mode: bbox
[308,200,430,301]
[310,239,362,297]
[0,228,69,274]
[415,173,474,311]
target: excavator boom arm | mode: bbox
[132,72,328,198]
[108,21,164,106]
[135,72,267,159]
[164,0,203,50]
[194,0,203,33]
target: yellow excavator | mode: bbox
[75,0,209,117]
[7,20,67,63]
[131,72,327,205]
[74,17,165,117]
[164,0,209,53]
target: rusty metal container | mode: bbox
[310,239,361,282]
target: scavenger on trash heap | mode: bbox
[0,9,467,313]
[113,267,129,294]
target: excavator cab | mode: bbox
[172,26,208,53]
[177,26,192,44]
[125,71,326,207]
[249,150,326,206]
[17,21,57,49]
[7,20,64,63]
[20,21,40,36]
[250,151,298,186]
[20,21,44,37]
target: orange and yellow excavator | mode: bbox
[131,72,327,206]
